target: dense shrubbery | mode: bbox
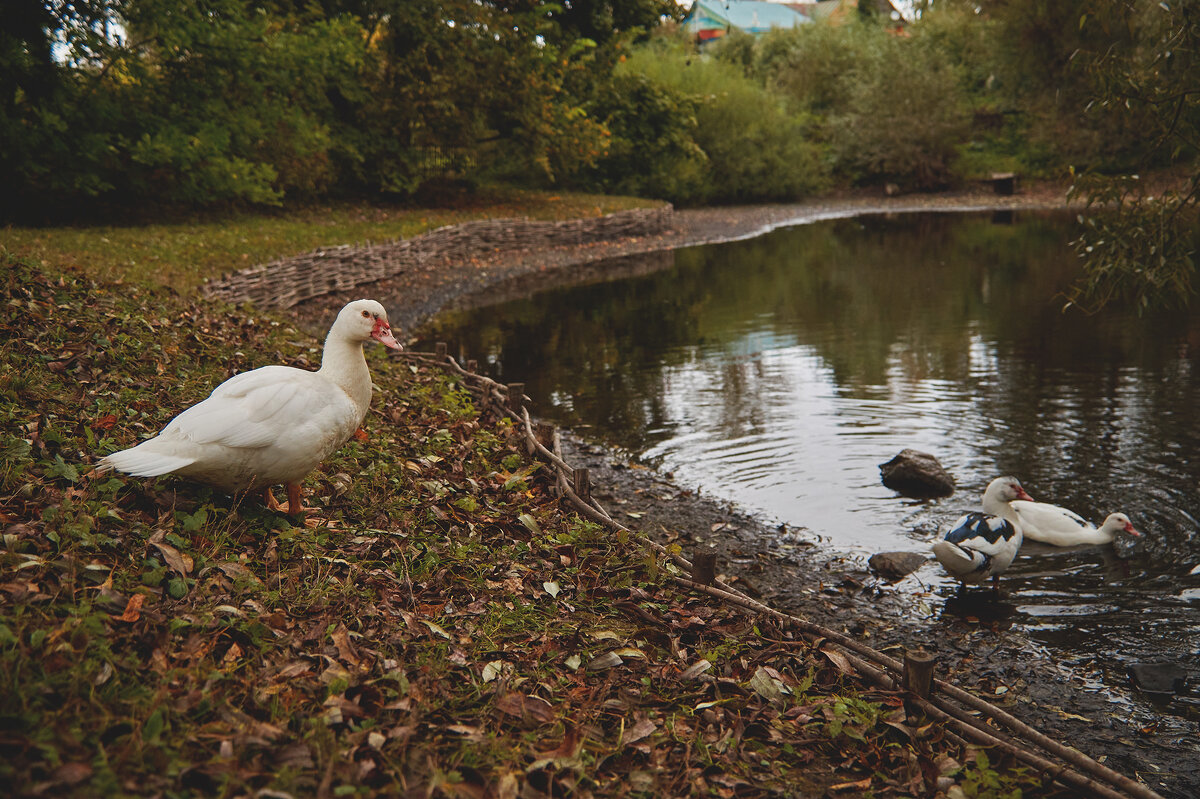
[607,40,829,204]
[1,0,1194,220]
[0,0,677,221]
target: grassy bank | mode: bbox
[1,227,1058,797]
[2,189,656,295]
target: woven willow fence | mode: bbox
[400,344,1165,799]
[202,207,673,310]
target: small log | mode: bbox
[692,551,718,586]
[573,468,591,503]
[904,648,937,699]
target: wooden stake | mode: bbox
[692,551,718,586]
[507,382,525,412]
[573,468,591,503]
[534,423,555,451]
[904,648,936,699]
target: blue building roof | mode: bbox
[682,1,812,37]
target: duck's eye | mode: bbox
[361,310,370,318]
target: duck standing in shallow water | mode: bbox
[1011,498,1141,546]
[97,299,402,516]
[933,476,1033,589]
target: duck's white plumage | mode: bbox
[97,299,401,512]
[933,476,1032,586]
[1011,500,1141,546]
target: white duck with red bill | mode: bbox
[1012,500,1141,546]
[97,299,402,515]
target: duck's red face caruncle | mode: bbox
[370,316,401,350]
[357,304,402,350]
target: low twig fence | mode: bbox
[202,207,673,310]
[402,345,1164,799]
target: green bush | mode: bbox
[742,22,881,116]
[826,36,970,190]
[617,41,829,204]
[706,21,973,190]
[583,72,708,201]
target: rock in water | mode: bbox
[868,551,929,581]
[879,449,955,498]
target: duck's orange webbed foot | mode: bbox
[286,482,325,527]
[263,486,284,512]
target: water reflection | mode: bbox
[415,211,1200,718]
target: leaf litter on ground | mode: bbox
[0,253,1065,797]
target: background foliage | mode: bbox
[2,1,1196,242]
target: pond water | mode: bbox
[415,210,1200,722]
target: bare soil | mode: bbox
[289,181,1200,798]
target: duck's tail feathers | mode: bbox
[932,540,985,577]
[97,444,195,478]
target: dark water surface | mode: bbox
[416,211,1200,726]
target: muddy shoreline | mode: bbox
[290,185,1198,797]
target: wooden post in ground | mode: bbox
[903,647,936,699]
[507,382,525,413]
[692,551,718,585]
[573,468,591,503]
[534,423,555,452]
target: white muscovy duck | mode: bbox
[97,299,402,515]
[1011,499,1141,546]
[932,476,1033,588]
